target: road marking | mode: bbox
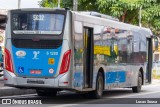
[0,94,37,98]
[50,90,160,106]
[108,90,160,98]
[49,104,78,107]
[80,90,160,104]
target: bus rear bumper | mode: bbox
[4,70,72,89]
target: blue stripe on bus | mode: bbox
[73,71,126,87]
[12,46,62,77]
[106,71,126,83]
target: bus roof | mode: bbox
[8,8,66,12]
[73,11,152,38]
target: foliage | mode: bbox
[97,0,160,35]
[39,0,160,35]
[61,0,73,9]
[39,0,59,8]
[39,0,73,8]
[78,0,98,11]
[39,0,98,11]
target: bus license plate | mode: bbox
[27,79,44,84]
[30,70,41,74]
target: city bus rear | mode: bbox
[4,9,72,89]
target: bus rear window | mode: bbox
[12,13,64,35]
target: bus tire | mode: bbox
[90,72,104,99]
[132,72,142,93]
[36,89,57,96]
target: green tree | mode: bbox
[78,0,98,11]
[61,0,73,9]
[39,0,98,11]
[39,0,59,8]
[39,0,160,35]
[141,4,160,35]
[97,0,160,35]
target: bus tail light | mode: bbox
[4,48,14,73]
[59,50,71,74]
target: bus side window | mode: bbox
[111,38,118,63]
[118,38,127,63]
[127,35,133,63]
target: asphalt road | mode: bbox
[0,80,4,87]
[0,83,160,107]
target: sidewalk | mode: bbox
[0,79,36,97]
[0,68,36,97]
[152,79,160,85]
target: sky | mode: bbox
[0,0,41,9]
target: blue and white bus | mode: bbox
[4,8,155,98]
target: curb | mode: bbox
[152,79,160,85]
[0,87,36,97]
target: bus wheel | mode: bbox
[132,72,142,93]
[36,89,57,96]
[90,72,104,99]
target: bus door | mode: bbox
[146,38,152,83]
[83,27,93,88]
